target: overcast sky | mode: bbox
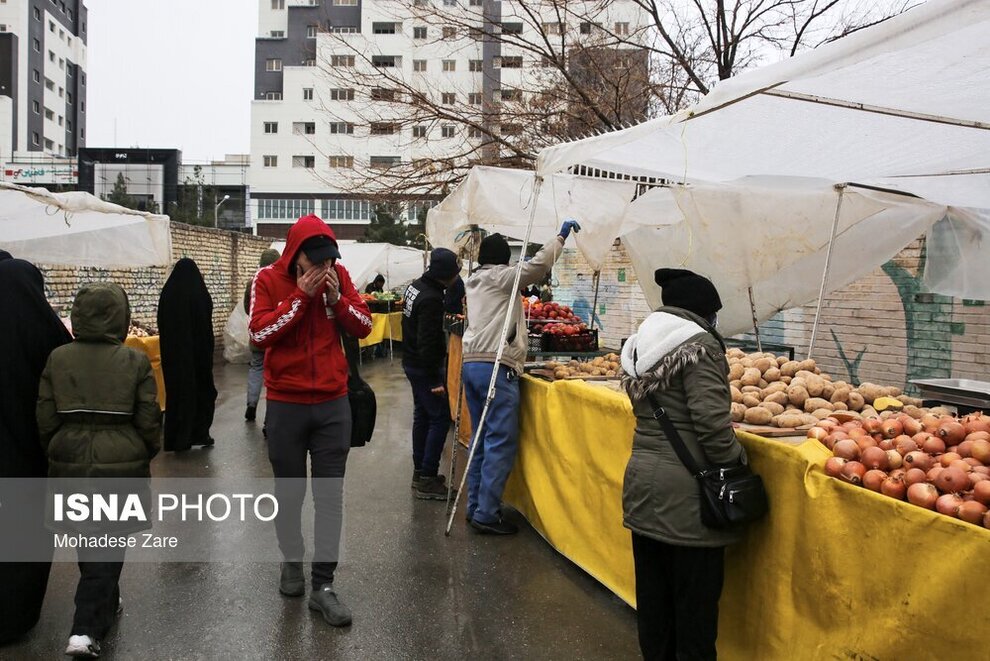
[86,0,257,162]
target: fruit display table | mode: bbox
[359,311,403,349]
[505,375,988,660]
[124,334,165,411]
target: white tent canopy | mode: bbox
[269,240,427,292]
[427,0,990,336]
[0,182,172,267]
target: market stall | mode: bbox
[505,375,990,659]
[359,310,403,350]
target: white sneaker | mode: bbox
[65,634,101,658]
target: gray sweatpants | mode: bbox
[246,348,265,407]
[266,397,351,588]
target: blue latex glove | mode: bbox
[559,218,582,240]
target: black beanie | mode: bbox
[654,268,722,319]
[478,233,510,266]
[427,248,460,280]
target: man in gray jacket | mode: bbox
[462,220,580,534]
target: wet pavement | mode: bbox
[5,357,639,660]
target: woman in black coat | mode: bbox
[157,258,218,451]
[0,257,72,643]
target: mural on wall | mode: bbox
[830,328,867,386]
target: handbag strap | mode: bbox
[645,391,705,478]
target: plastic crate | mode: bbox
[527,333,547,354]
[544,329,598,353]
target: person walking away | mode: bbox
[248,214,372,627]
[401,248,462,498]
[244,248,281,422]
[158,258,217,451]
[364,274,385,295]
[461,220,580,535]
[619,268,747,660]
[37,283,161,658]
[0,259,72,645]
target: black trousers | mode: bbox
[631,533,725,661]
[266,398,351,589]
[72,546,125,639]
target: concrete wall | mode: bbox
[39,223,272,344]
[553,238,990,392]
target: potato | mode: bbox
[897,395,923,408]
[764,391,790,407]
[856,383,884,405]
[741,385,762,394]
[727,348,746,359]
[727,363,745,382]
[759,401,785,416]
[744,407,773,425]
[730,380,743,390]
[763,367,781,382]
[884,386,903,398]
[832,402,848,411]
[730,402,747,422]
[774,413,806,429]
[764,382,788,396]
[821,382,835,400]
[729,386,743,403]
[847,392,865,411]
[779,361,801,377]
[903,405,925,420]
[797,359,817,373]
[811,408,834,420]
[830,386,852,404]
[780,376,792,385]
[787,385,810,408]
[740,358,755,369]
[804,397,834,413]
[742,394,763,408]
[790,377,807,390]
[860,405,878,419]
[803,375,826,398]
[776,355,789,367]
[758,379,769,389]
[740,368,762,387]
[753,357,774,373]
[605,370,617,377]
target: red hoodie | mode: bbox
[248,215,373,404]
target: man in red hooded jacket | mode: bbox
[248,214,372,627]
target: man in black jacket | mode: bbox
[402,248,461,499]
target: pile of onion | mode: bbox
[811,410,990,529]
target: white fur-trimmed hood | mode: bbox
[621,312,706,378]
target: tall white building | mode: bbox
[0,0,88,165]
[249,0,648,239]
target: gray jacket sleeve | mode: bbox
[493,237,564,291]
[681,348,745,465]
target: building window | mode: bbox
[330,55,355,67]
[370,122,398,135]
[330,26,358,33]
[45,78,55,91]
[412,125,427,138]
[33,69,40,83]
[615,22,630,36]
[303,88,314,100]
[579,22,599,35]
[442,59,456,72]
[370,88,398,102]
[293,122,317,135]
[372,55,399,68]
[373,22,399,35]
[441,92,456,105]
[469,59,483,72]
[82,73,86,85]
[370,156,401,169]
[501,56,523,69]
[329,122,354,134]
[44,138,54,150]
[292,155,316,169]
[270,30,285,38]
[543,22,564,35]
[443,0,456,5]
[442,125,456,138]
[328,155,354,169]
[50,21,56,33]
[81,101,85,111]
[266,59,282,72]
[413,59,427,72]
[67,119,73,131]
[469,127,484,139]
[264,122,278,134]
[307,24,319,38]
[32,101,40,114]
[49,50,55,63]
[303,59,316,67]
[258,198,316,219]
[45,108,54,120]
[502,22,523,34]
[323,198,370,219]
[32,132,40,146]
[332,0,357,5]
[469,0,482,5]
[265,91,283,100]
[59,58,65,70]
[329,88,355,101]
[34,7,42,20]
[67,92,73,104]
[442,26,456,39]
[468,92,482,105]
[271,0,285,9]
[58,115,63,126]
[58,87,64,98]
[413,26,427,39]
[501,123,522,136]
[263,155,278,167]
[499,89,521,102]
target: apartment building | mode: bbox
[0,0,88,163]
[249,0,649,239]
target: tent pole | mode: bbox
[748,286,762,353]
[446,174,544,536]
[808,184,846,360]
[590,270,601,330]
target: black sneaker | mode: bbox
[279,562,305,597]
[308,584,352,627]
[245,405,257,421]
[415,475,455,501]
[469,518,519,535]
[411,469,422,489]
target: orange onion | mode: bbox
[935,467,969,494]
[957,501,988,525]
[969,472,989,489]
[973,480,990,506]
[885,450,903,470]
[907,482,938,509]
[965,457,983,468]
[971,439,990,464]
[973,465,990,476]
[894,436,918,457]
[904,451,933,472]
[900,416,923,436]
[863,469,887,492]
[855,436,878,451]
[938,421,967,445]
[904,468,928,486]
[963,413,990,435]
[840,461,867,485]
[880,476,907,500]
[965,431,990,444]
[912,431,932,445]
[927,465,944,483]
[833,439,861,461]
[949,459,973,474]
[824,457,847,478]
[882,419,904,439]
[920,413,941,432]
[940,452,962,468]
[807,427,829,442]
[861,446,889,471]
[878,438,895,451]
[957,440,975,458]
[847,427,869,439]
[921,436,946,455]
[936,493,965,516]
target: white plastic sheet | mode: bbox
[223,305,252,364]
[924,208,990,300]
[269,241,428,291]
[0,182,172,267]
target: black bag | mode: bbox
[341,333,376,447]
[647,393,768,529]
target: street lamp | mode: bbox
[214,194,231,228]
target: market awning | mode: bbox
[269,240,428,291]
[0,182,172,267]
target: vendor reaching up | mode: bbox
[461,219,580,535]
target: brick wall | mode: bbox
[40,223,272,344]
[552,238,990,391]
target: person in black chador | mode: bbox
[157,258,218,451]
[0,258,72,644]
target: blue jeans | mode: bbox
[462,362,520,524]
[246,348,265,407]
[403,365,451,477]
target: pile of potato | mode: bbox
[546,353,621,380]
[726,349,924,428]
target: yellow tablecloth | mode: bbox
[124,335,165,411]
[506,375,990,660]
[359,312,403,348]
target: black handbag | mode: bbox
[341,333,376,447]
[646,392,768,529]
